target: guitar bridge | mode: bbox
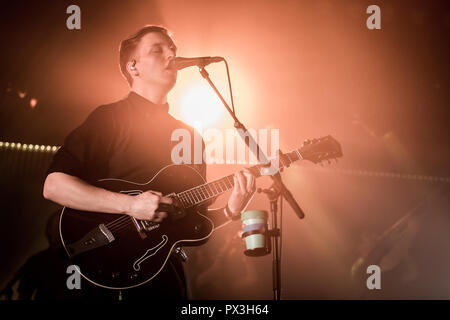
[130,193,186,237]
[131,218,161,237]
[141,220,160,231]
[130,217,149,239]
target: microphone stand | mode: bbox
[198,66,306,300]
[258,186,282,300]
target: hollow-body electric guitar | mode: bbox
[59,135,342,289]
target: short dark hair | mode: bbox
[119,25,174,86]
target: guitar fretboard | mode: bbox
[176,148,303,208]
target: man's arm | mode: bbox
[43,172,170,222]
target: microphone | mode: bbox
[173,56,223,70]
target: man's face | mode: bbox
[134,32,178,89]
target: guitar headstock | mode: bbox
[249,135,343,176]
[298,135,343,164]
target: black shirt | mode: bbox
[48,91,205,183]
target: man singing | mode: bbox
[43,25,255,299]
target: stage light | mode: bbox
[0,141,61,153]
[18,91,26,99]
[179,82,226,131]
[30,98,38,108]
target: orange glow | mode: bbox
[169,63,256,135]
[178,81,226,131]
[29,98,38,108]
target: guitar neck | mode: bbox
[176,148,303,208]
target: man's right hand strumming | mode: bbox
[127,191,172,222]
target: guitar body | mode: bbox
[59,164,214,290]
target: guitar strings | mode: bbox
[101,169,259,233]
[108,220,133,233]
[109,222,133,234]
[105,215,129,229]
[102,179,236,234]
[103,176,236,229]
[104,194,224,234]
[106,217,135,233]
